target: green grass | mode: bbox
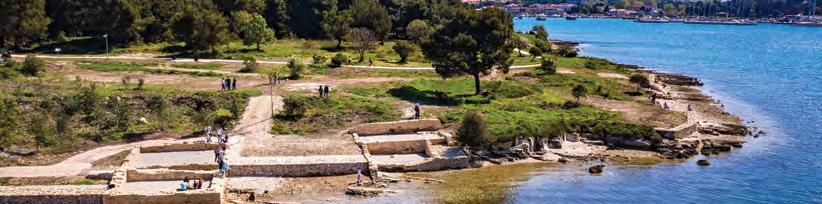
[170,63,223,70]
[271,94,401,135]
[74,61,222,77]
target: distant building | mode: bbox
[607,9,638,17]
[500,3,577,16]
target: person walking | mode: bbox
[231,78,237,90]
[204,125,212,143]
[414,103,421,119]
[356,168,363,186]
[318,86,324,97]
[323,85,330,97]
[216,127,224,143]
[220,79,226,91]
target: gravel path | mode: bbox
[133,151,215,169]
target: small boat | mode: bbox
[565,16,577,20]
[536,14,547,21]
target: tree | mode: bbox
[330,53,348,68]
[172,4,231,55]
[321,5,352,50]
[664,3,677,17]
[406,19,431,44]
[287,56,304,79]
[21,55,46,77]
[512,37,529,57]
[457,111,494,148]
[534,39,551,54]
[540,59,556,74]
[421,7,514,95]
[239,14,276,51]
[629,74,650,93]
[351,0,392,44]
[393,41,412,63]
[264,0,291,38]
[528,46,543,61]
[0,0,51,48]
[347,28,377,62]
[572,84,587,103]
[532,25,549,41]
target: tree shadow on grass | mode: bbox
[28,38,106,55]
[388,86,489,106]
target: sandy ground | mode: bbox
[229,175,363,203]
[582,96,686,128]
[133,151,216,169]
[597,72,628,79]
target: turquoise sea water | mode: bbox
[511,18,822,203]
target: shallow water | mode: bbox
[509,18,822,203]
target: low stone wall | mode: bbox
[231,162,369,177]
[105,192,220,204]
[126,169,216,182]
[367,140,426,155]
[348,119,443,136]
[378,156,470,172]
[0,185,107,204]
[656,122,698,140]
[140,143,219,153]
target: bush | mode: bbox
[539,59,556,74]
[329,53,347,68]
[238,57,258,73]
[312,54,327,65]
[21,55,46,76]
[457,111,494,148]
[287,57,304,79]
[393,41,412,63]
[282,96,310,118]
[528,46,543,61]
[558,46,578,58]
[30,113,57,147]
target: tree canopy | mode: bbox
[421,7,514,95]
[239,14,276,50]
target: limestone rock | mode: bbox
[697,159,711,166]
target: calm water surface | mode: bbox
[509,18,822,203]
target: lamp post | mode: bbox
[103,34,109,59]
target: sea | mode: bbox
[507,18,822,203]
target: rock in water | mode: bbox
[588,165,605,174]
[697,159,711,166]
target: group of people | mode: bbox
[317,85,331,97]
[204,126,228,144]
[178,176,206,191]
[221,77,238,91]
[0,50,11,62]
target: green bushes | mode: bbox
[557,46,578,58]
[539,59,556,74]
[393,41,412,63]
[287,57,304,79]
[312,54,327,65]
[330,53,348,68]
[21,55,46,77]
[457,111,494,148]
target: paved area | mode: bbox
[133,151,215,169]
[119,180,212,194]
[358,133,441,143]
[233,155,367,166]
[226,177,284,192]
[371,154,427,164]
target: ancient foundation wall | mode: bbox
[378,157,470,172]
[105,191,221,204]
[0,185,106,204]
[348,119,443,136]
[230,162,369,177]
[126,169,216,182]
[140,143,219,153]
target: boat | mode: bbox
[565,16,577,20]
[536,14,547,21]
[635,18,671,23]
[683,19,757,25]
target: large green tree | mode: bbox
[321,4,352,49]
[172,4,231,55]
[350,0,392,44]
[0,0,51,48]
[239,14,276,50]
[421,7,514,95]
[264,0,291,38]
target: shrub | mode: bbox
[239,57,258,73]
[312,54,327,65]
[539,59,556,74]
[558,46,578,58]
[572,84,586,102]
[21,55,46,76]
[393,41,412,63]
[282,96,310,118]
[528,46,543,61]
[629,74,650,93]
[330,53,347,68]
[287,57,304,79]
[535,39,551,53]
[30,113,57,148]
[137,78,145,90]
[457,111,494,148]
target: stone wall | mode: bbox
[377,157,470,172]
[105,193,220,204]
[367,140,427,155]
[656,122,698,140]
[230,162,369,177]
[348,119,443,136]
[126,169,216,182]
[140,143,219,153]
[0,185,107,204]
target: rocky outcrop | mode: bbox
[697,159,711,166]
[588,165,604,174]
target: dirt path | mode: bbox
[0,137,200,178]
